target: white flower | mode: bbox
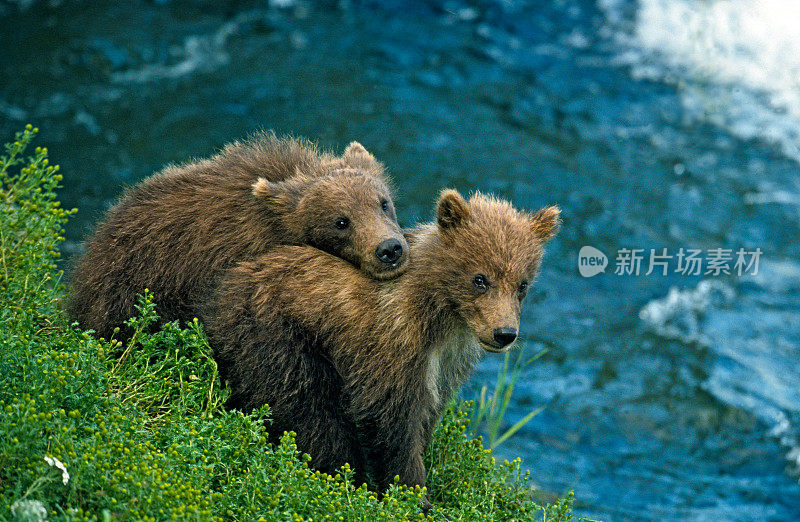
[10,499,48,521]
[44,455,69,485]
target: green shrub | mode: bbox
[0,127,575,521]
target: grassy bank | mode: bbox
[0,127,574,521]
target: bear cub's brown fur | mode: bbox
[207,190,560,491]
[67,133,407,340]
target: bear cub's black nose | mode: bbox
[493,327,517,348]
[376,238,403,264]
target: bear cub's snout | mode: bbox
[375,238,404,264]
[492,327,517,348]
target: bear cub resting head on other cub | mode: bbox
[67,135,407,341]
[208,189,560,493]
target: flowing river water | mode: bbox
[2,1,799,519]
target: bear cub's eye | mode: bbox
[380,199,390,212]
[518,280,528,298]
[472,274,488,293]
[334,217,350,230]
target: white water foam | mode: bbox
[638,279,734,345]
[111,11,268,84]
[640,265,800,480]
[601,0,800,164]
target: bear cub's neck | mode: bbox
[376,226,483,408]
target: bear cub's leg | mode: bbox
[217,321,368,486]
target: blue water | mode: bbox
[2,1,799,519]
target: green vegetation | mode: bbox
[468,348,548,450]
[0,127,574,521]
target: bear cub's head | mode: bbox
[431,190,560,353]
[252,142,408,280]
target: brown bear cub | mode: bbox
[207,190,560,491]
[67,133,407,340]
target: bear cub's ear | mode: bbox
[343,141,374,161]
[251,177,274,198]
[437,189,470,230]
[529,205,561,242]
[341,141,381,171]
[251,173,309,210]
